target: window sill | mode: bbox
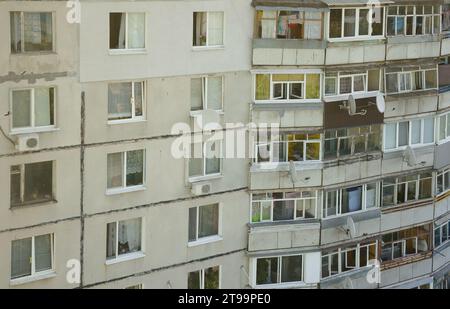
[105,252,146,265]
[188,174,223,183]
[108,49,147,56]
[11,51,56,56]
[10,199,57,210]
[106,185,146,196]
[188,235,223,247]
[253,281,306,289]
[107,119,147,126]
[189,110,224,117]
[437,138,450,146]
[10,270,56,286]
[327,37,385,44]
[192,45,225,51]
[10,127,59,135]
[251,161,322,173]
[323,91,380,103]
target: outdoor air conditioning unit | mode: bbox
[15,133,40,152]
[191,182,212,196]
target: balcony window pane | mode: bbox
[342,186,362,213]
[359,9,369,36]
[398,122,409,147]
[425,70,437,89]
[306,142,320,160]
[256,257,278,285]
[273,200,294,221]
[372,8,383,35]
[386,74,398,93]
[340,77,352,94]
[344,9,356,37]
[281,256,302,283]
[255,74,270,100]
[366,183,377,208]
[329,9,342,38]
[385,123,397,149]
[423,118,434,143]
[305,74,320,99]
[411,120,421,144]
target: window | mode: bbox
[10,12,53,53]
[10,161,54,207]
[436,168,450,195]
[193,12,224,47]
[321,242,377,279]
[11,88,55,132]
[438,112,450,142]
[255,132,321,163]
[324,70,380,97]
[387,5,440,36]
[323,182,379,218]
[110,13,145,50]
[107,150,145,192]
[254,73,321,102]
[251,191,318,223]
[382,173,432,207]
[324,125,381,159]
[188,204,220,243]
[384,118,435,150]
[443,5,450,33]
[255,255,303,286]
[189,139,222,178]
[108,82,145,122]
[191,76,223,111]
[106,218,142,260]
[329,7,384,39]
[188,266,220,289]
[434,221,450,248]
[381,225,431,262]
[385,68,438,94]
[11,234,54,280]
[255,10,323,40]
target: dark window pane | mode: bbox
[110,13,126,49]
[23,13,53,52]
[23,161,53,204]
[106,222,116,259]
[126,150,144,186]
[281,255,302,282]
[11,238,32,279]
[329,9,342,38]
[10,165,21,206]
[256,257,278,285]
[273,200,294,221]
[35,234,52,272]
[198,204,219,238]
[188,270,201,289]
[204,266,220,289]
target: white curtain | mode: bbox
[35,88,52,127]
[118,13,126,49]
[127,13,145,49]
[11,12,22,52]
[106,223,117,258]
[119,218,142,254]
[261,11,276,39]
[208,12,224,46]
[108,82,132,120]
[348,187,362,212]
[107,152,123,188]
[207,77,222,110]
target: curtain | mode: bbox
[108,82,132,120]
[208,12,223,46]
[107,152,123,188]
[205,141,220,174]
[255,74,270,100]
[118,218,141,255]
[194,12,207,46]
[306,74,320,99]
[134,82,143,116]
[10,12,21,53]
[35,234,52,272]
[35,88,53,126]
[110,13,126,49]
[23,12,52,52]
[190,78,203,111]
[12,90,31,128]
[127,13,145,49]
[198,204,218,238]
[343,186,362,213]
[106,222,117,259]
[261,11,276,39]
[11,238,32,279]
[126,150,144,186]
[207,77,222,110]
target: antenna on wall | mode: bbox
[340,95,367,116]
[340,216,357,239]
[289,160,299,184]
[403,146,417,167]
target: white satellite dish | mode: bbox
[403,146,417,167]
[340,95,367,116]
[289,160,299,184]
[344,216,357,239]
[376,93,385,113]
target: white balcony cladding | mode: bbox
[251,0,328,66]
[380,257,432,288]
[385,1,442,61]
[323,0,391,65]
[79,0,253,82]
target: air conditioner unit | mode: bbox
[16,133,40,152]
[191,182,212,196]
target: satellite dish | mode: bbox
[403,146,417,167]
[343,277,354,289]
[348,95,357,114]
[376,93,385,113]
[344,216,357,239]
[289,160,299,184]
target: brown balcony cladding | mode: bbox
[324,98,384,130]
[439,64,450,88]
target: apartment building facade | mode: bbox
[0,0,449,289]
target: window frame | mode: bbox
[386,5,441,37]
[253,71,322,103]
[250,190,319,223]
[107,81,146,124]
[253,254,304,287]
[438,112,450,143]
[383,117,436,151]
[434,220,450,249]
[188,140,223,181]
[10,11,55,54]
[108,12,147,54]
[323,182,380,218]
[190,75,224,112]
[385,68,438,95]
[324,70,381,98]
[10,87,57,134]
[192,11,225,49]
[106,149,146,195]
[328,7,385,41]
[105,217,144,263]
[10,233,55,282]
[188,265,221,289]
[188,203,222,246]
[436,167,450,196]
[382,172,433,207]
